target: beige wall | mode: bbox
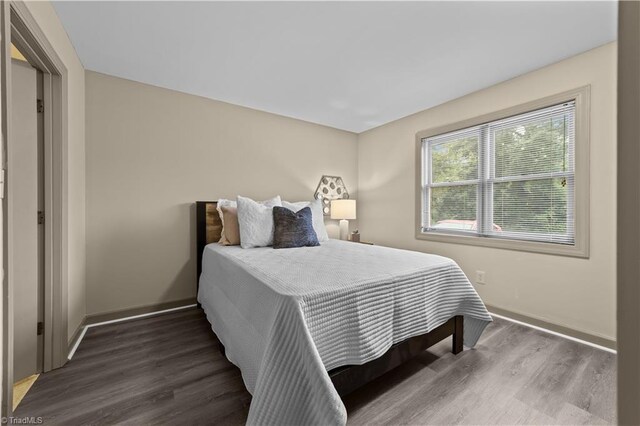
[85,71,358,315]
[85,43,616,342]
[358,43,617,343]
[23,1,86,341]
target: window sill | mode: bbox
[415,230,589,258]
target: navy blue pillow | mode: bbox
[272,206,320,249]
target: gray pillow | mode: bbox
[272,206,320,249]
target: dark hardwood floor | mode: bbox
[15,308,616,425]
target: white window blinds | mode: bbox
[422,101,575,245]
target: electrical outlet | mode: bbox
[475,270,486,285]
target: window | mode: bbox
[416,88,589,257]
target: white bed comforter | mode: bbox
[198,240,492,425]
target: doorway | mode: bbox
[1,1,72,418]
[9,42,44,389]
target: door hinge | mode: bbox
[38,210,44,225]
[37,322,43,336]
[0,169,4,199]
[37,99,44,113]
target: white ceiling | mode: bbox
[53,1,617,133]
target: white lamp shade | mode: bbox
[331,199,356,220]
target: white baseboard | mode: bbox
[67,304,197,360]
[68,304,615,361]
[489,311,616,354]
[67,327,88,360]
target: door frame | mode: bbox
[1,0,69,417]
[618,2,640,424]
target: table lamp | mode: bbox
[331,199,356,240]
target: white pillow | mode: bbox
[237,195,282,248]
[217,196,280,245]
[282,199,329,242]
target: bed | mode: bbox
[195,201,492,425]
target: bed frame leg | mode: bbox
[452,315,463,354]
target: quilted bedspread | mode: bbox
[198,239,492,425]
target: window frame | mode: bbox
[415,86,590,258]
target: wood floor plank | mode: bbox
[555,402,609,425]
[563,348,617,423]
[515,339,593,418]
[15,308,615,425]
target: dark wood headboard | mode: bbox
[196,201,222,283]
